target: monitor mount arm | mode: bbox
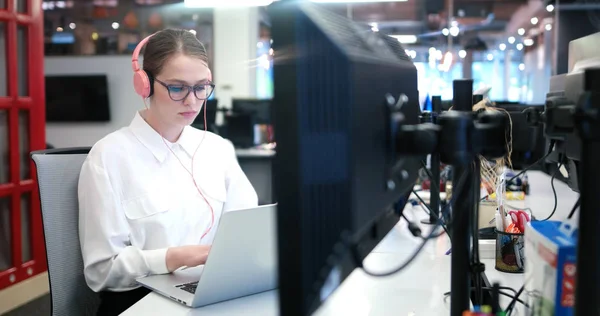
[525,68,600,316]
[389,80,508,316]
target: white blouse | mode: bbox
[78,111,258,292]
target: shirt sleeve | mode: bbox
[78,158,169,292]
[222,140,259,211]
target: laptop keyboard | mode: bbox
[176,281,199,294]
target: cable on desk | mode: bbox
[443,287,529,310]
[401,213,423,238]
[355,171,469,278]
[567,196,581,219]
[411,190,451,240]
[420,160,441,196]
[505,284,525,315]
[540,162,562,221]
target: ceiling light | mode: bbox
[405,49,416,59]
[94,0,117,5]
[111,22,120,30]
[516,43,524,50]
[508,36,515,44]
[499,43,506,51]
[436,50,443,60]
[531,17,538,25]
[519,63,525,71]
[69,23,76,29]
[547,4,554,12]
[442,28,449,36]
[458,50,467,58]
[185,0,274,7]
[449,25,460,37]
[186,0,408,6]
[518,28,525,36]
[311,0,407,2]
[56,26,63,32]
[487,53,494,61]
[524,38,534,46]
[370,22,379,32]
[389,35,417,44]
[545,24,552,31]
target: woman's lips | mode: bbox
[179,111,198,119]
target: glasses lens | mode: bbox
[168,86,189,101]
[194,84,214,100]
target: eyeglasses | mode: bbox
[154,78,215,101]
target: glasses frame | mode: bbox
[154,78,215,101]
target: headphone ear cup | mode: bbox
[133,70,151,98]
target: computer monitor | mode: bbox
[223,113,255,148]
[193,99,218,131]
[542,31,600,316]
[494,104,545,170]
[231,98,271,124]
[270,2,421,315]
[544,32,600,193]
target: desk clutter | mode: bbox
[415,157,580,315]
[524,221,577,316]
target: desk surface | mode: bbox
[122,171,578,316]
[235,148,275,158]
[482,170,578,316]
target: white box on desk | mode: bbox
[524,221,577,316]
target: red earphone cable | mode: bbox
[161,102,214,240]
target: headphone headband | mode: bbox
[132,33,156,98]
[132,34,154,72]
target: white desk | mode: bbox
[122,171,578,316]
[235,148,276,158]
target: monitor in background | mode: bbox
[495,104,545,170]
[232,98,271,124]
[544,32,600,193]
[542,31,600,316]
[270,2,420,315]
[223,113,255,148]
[45,75,110,122]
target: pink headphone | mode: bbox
[132,34,155,99]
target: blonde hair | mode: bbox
[472,99,513,194]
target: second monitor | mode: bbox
[232,98,272,124]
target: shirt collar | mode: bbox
[129,111,198,162]
[177,126,199,157]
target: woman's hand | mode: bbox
[166,245,212,272]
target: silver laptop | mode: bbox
[136,203,278,308]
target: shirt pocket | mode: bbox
[122,189,170,220]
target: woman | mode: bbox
[78,28,258,315]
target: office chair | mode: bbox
[31,147,99,316]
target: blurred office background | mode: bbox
[1,0,600,314]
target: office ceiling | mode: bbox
[44,0,531,49]
[316,0,528,47]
